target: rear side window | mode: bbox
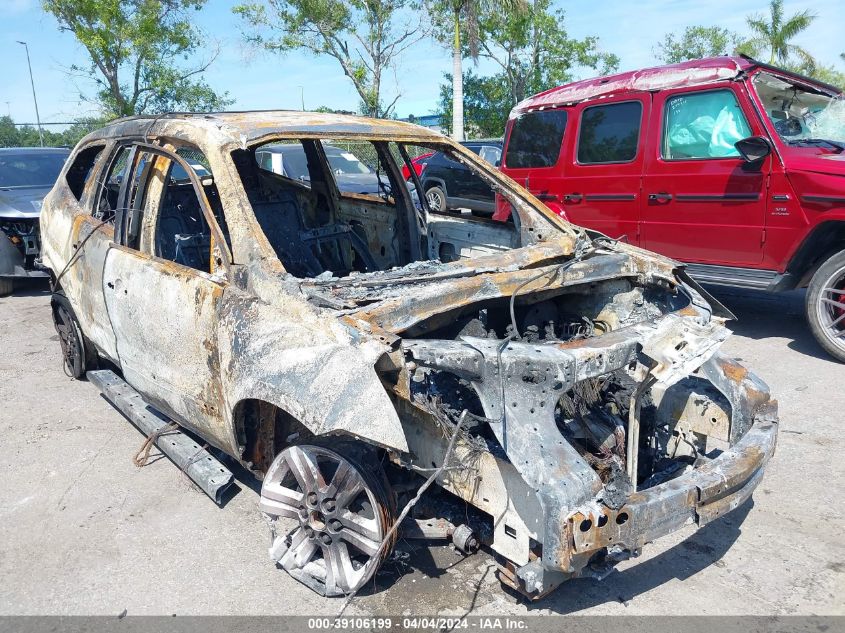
[66,145,103,200]
[662,89,752,159]
[504,110,567,168]
[577,102,642,164]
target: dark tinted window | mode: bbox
[504,110,567,168]
[577,101,642,164]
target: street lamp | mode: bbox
[297,85,305,111]
[17,41,44,147]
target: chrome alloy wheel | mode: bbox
[260,444,394,596]
[816,267,845,355]
[426,188,444,211]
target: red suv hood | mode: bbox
[784,149,845,177]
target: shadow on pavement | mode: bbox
[523,500,753,614]
[3,277,51,297]
[704,285,833,362]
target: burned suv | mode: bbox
[39,112,777,599]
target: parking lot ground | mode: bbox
[0,280,843,616]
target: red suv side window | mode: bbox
[504,110,568,169]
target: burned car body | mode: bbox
[0,147,70,295]
[39,112,777,599]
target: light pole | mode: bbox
[297,85,305,111]
[17,41,44,147]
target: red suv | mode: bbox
[499,55,845,361]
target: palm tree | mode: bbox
[441,0,524,140]
[744,0,816,68]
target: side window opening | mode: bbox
[662,89,753,160]
[174,146,231,251]
[124,151,157,250]
[237,139,417,278]
[66,144,104,201]
[504,110,568,168]
[151,146,229,272]
[93,145,131,223]
[577,101,642,164]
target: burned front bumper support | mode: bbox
[505,353,779,598]
[406,318,778,599]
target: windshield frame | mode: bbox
[227,134,577,280]
[750,70,845,147]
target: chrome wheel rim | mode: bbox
[426,189,443,211]
[260,445,389,596]
[817,266,845,353]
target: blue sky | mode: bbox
[1,0,843,126]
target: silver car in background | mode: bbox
[0,147,70,295]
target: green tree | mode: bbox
[742,0,816,68]
[0,116,108,148]
[428,0,525,141]
[234,0,423,118]
[438,71,510,138]
[437,0,618,138]
[655,26,742,63]
[42,0,231,117]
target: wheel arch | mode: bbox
[421,175,447,195]
[232,398,314,475]
[785,221,845,288]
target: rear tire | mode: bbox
[806,249,845,362]
[0,278,13,297]
[425,186,447,213]
[51,293,96,379]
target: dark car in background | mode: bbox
[420,140,502,215]
[0,147,70,295]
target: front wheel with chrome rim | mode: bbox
[260,442,396,596]
[806,249,845,362]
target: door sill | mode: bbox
[683,263,778,290]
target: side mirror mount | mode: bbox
[735,136,772,164]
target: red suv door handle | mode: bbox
[563,193,583,203]
[648,192,673,202]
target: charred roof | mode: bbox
[79,110,448,147]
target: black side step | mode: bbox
[87,369,235,505]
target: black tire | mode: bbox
[806,249,845,362]
[425,185,447,213]
[0,278,13,297]
[51,293,96,379]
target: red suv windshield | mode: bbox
[752,71,845,146]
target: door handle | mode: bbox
[648,192,673,202]
[106,281,114,289]
[563,193,583,203]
